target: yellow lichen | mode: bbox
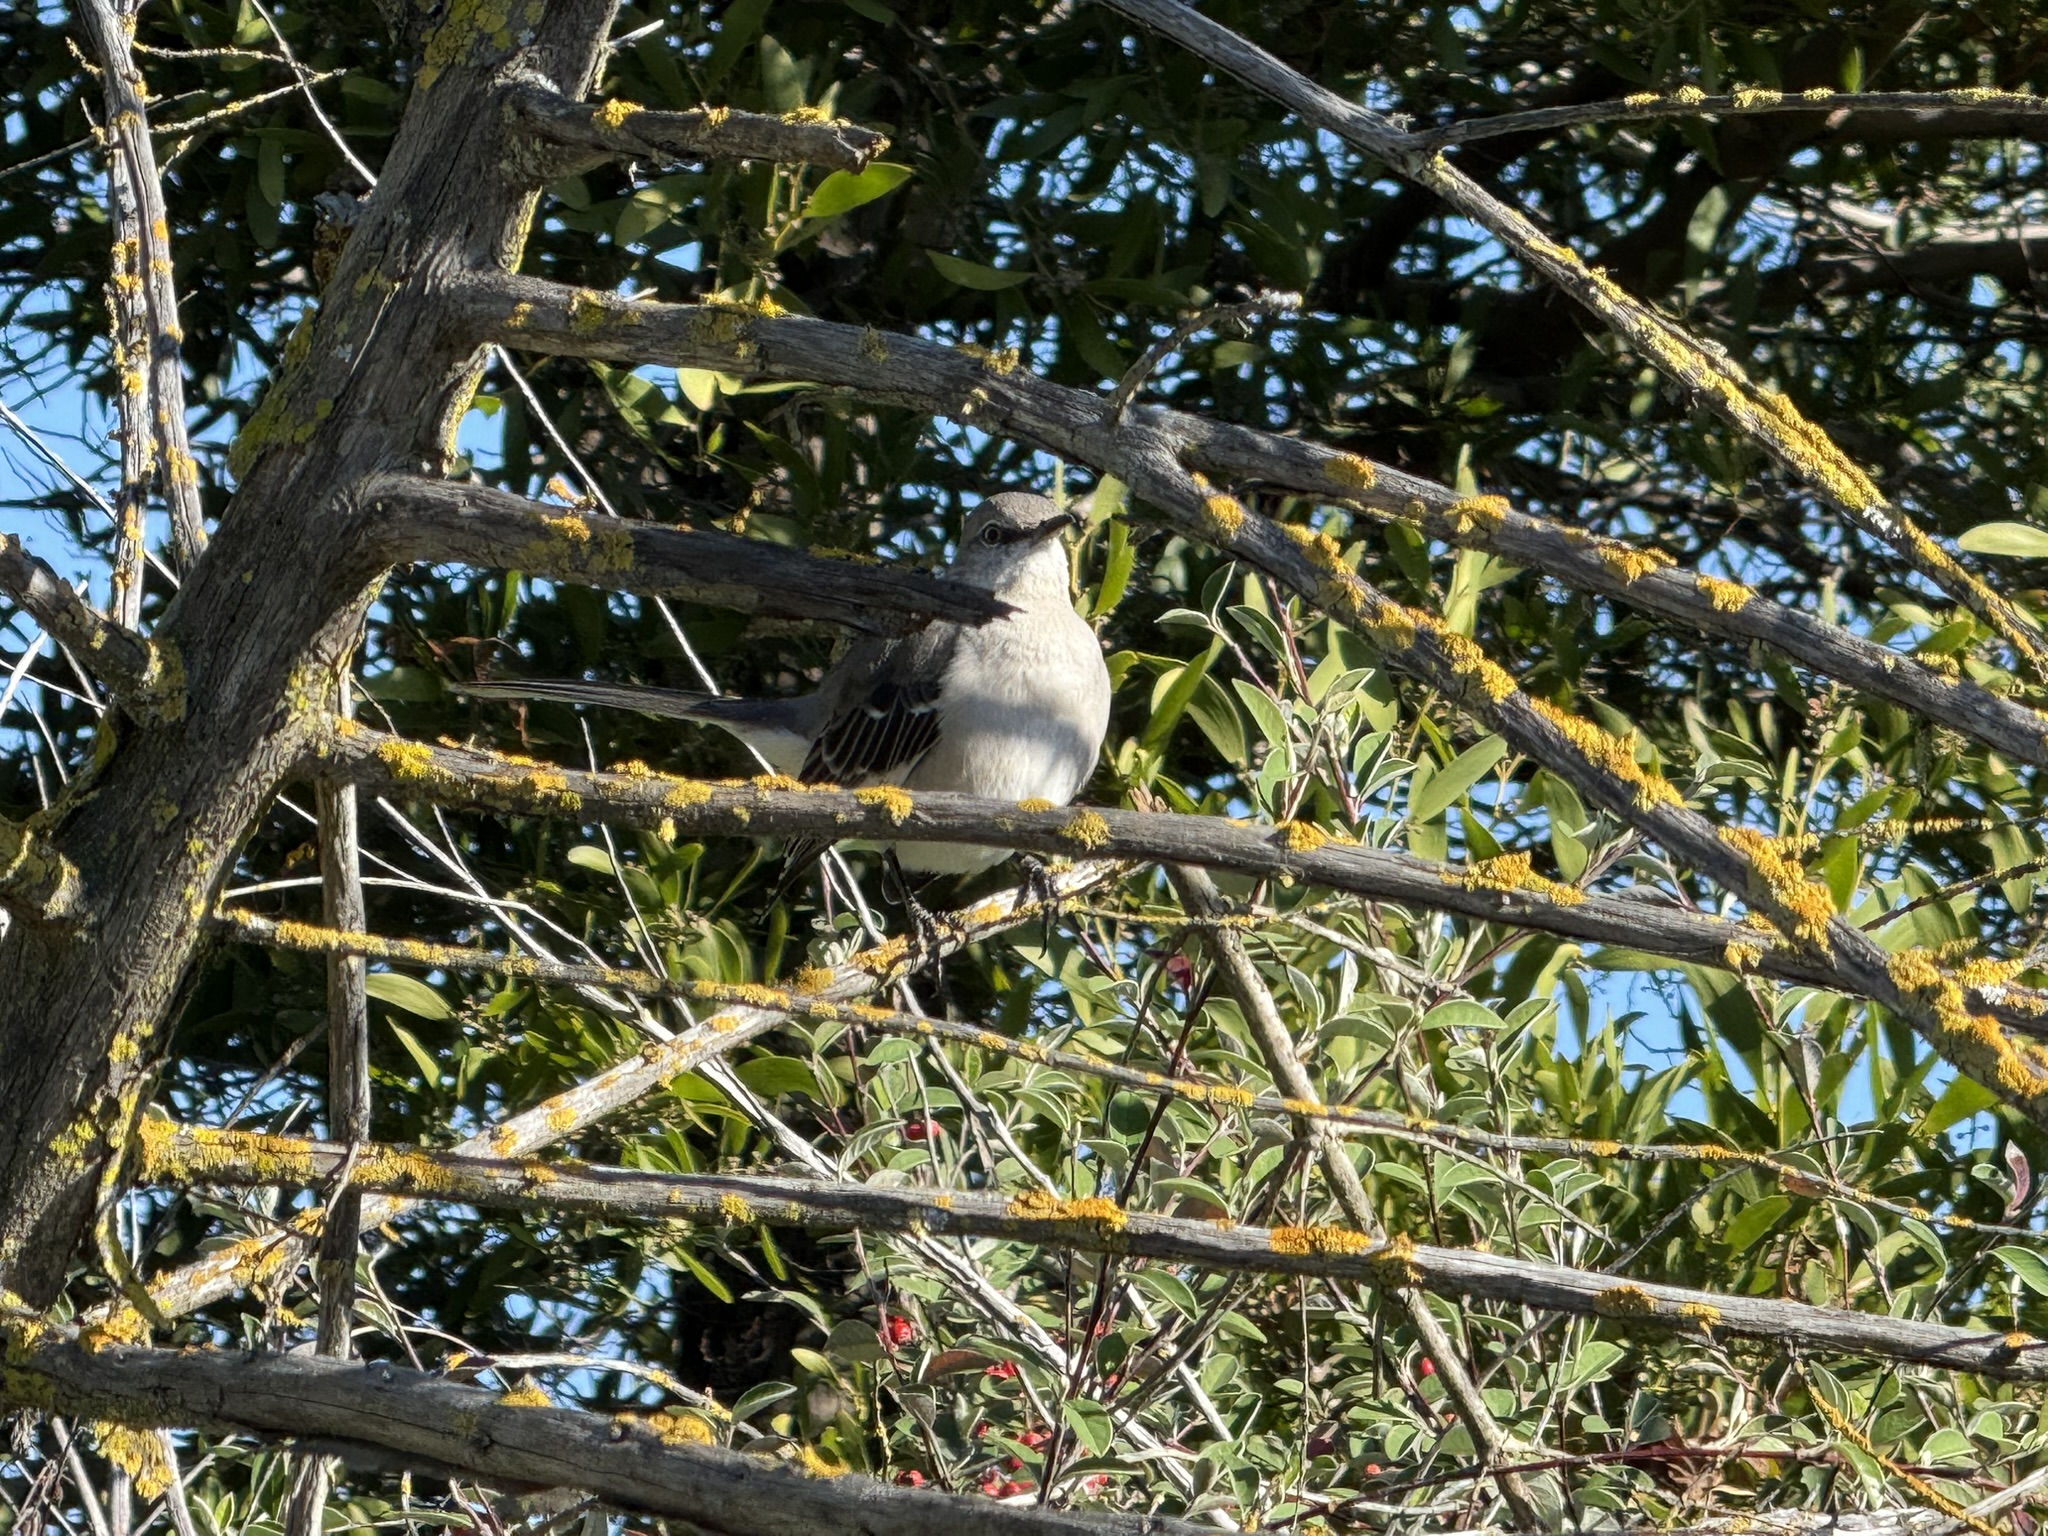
[1624,91,1658,107]
[1594,542,1674,583]
[1442,495,1510,534]
[1724,940,1765,972]
[854,784,914,823]
[93,1425,173,1499]
[498,1381,552,1408]
[664,778,713,808]
[1718,827,1836,947]
[1007,1188,1128,1235]
[1268,1224,1372,1256]
[1200,494,1247,540]
[1323,454,1377,491]
[568,289,610,332]
[1278,821,1329,853]
[594,97,640,131]
[1017,796,1055,812]
[1365,1233,1422,1287]
[1530,700,1681,810]
[1733,86,1782,108]
[718,1192,752,1223]
[1672,85,1707,106]
[1696,573,1754,613]
[1060,809,1111,849]
[1594,1284,1660,1318]
[790,965,837,995]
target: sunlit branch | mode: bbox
[1411,86,2048,151]
[366,473,1002,635]
[215,908,2048,1242]
[135,1124,2048,1384]
[2,1332,1205,1536]
[1094,0,2048,682]
[454,273,2048,773]
[104,861,1116,1325]
[0,536,178,714]
[504,82,890,179]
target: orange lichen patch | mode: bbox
[1886,948,2048,1100]
[1277,821,1330,853]
[1695,573,1754,613]
[541,512,592,543]
[1323,454,1377,491]
[1432,629,1519,702]
[92,1425,173,1500]
[1007,1188,1128,1236]
[1529,700,1682,810]
[850,935,911,976]
[1268,1223,1373,1257]
[1724,940,1765,972]
[1200,494,1247,540]
[1594,542,1674,583]
[1448,850,1531,893]
[1060,810,1111,849]
[790,965,838,995]
[752,773,806,793]
[854,785,914,823]
[1442,495,1510,535]
[1756,389,1883,513]
[793,1444,845,1477]
[664,778,714,809]
[498,1381,552,1408]
[1676,1301,1720,1332]
[958,342,1020,374]
[635,1410,717,1445]
[1718,827,1836,947]
[1365,1233,1422,1287]
[1593,1284,1660,1318]
[593,97,641,131]
[1017,797,1055,812]
[1955,956,2027,990]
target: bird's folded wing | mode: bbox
[799,627,956,786]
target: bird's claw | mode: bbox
[1018,854,1067,950]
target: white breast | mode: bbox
[893,601,1111,875]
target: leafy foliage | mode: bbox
[6,0,2048,1531]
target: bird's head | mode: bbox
[952,491,1081,600]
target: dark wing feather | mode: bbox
[798,627,956,786]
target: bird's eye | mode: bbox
[980,524,1005,545]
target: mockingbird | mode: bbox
[461,491,1112,881]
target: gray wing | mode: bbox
[799,624,959,786]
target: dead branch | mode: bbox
[0,536,179,715]
[135,1125,2048,1384]
[504,82,890,180]
[366,473,1003,635]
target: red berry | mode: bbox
[1018,1430,1050,1449]
[1082,1475,1111,1495]
[895,1470,926,1487]
[1364,1464,1382,1476]
[1005,1456,1023,1471]
[881,1314,915,1349]
[903,1118,940,1141]
[1001,1480,1032,1497]
[1418,1358,1435,1377]
[984,1360,1018,1380]
[974,1422,991,1438]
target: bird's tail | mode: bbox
[453,676,717,720]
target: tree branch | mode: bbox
[0,535,181,717]
[503,82,890,180]
[2,1333,1204,1536]
[110,859,1117,1325]
[1094,0,2048,683]
[315,723,2048,1035]
[74,0,208,568]
[133,1124,2048,1383]
[459,274,2048,773]
[1410,86,2048,152]
[365,473,1003,635]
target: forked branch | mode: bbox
[505,81,890,180]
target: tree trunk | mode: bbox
[0,0,618,1307]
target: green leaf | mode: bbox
[800,163,913,220]
[1062,1398,1115,1456]
[926,250,1032,290]
[367,973,453,1022]
[1721,1194,1790,1253]
[1918,1074,1999,1136]
[382,1018,443,1086]
[1995,1245,2048,1296]
[736,1055,821,1100]
[1409,734,1508,824]
[1956,521,2048,558]
[1144,638,1222,753]
[1090,514,1135,619]
[676,369,720,412]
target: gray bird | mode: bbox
[460,491,1112,878]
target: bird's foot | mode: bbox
[883,851,956,980]
[1017,854,1069,950]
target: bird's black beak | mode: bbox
[1033,511,1084,541]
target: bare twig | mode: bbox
[503,82,890,181]
[0,536,177,713]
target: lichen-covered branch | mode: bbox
[0,535,181,716]
[1410,85,2048,150]
[366,472,1002,635]
[134,1124,2048,1383]
[457,274,2048,773]
[74,0,207,569]
[108,860,1116,1325]
[1095,0,2048,682]
[314,723,2048,1043]
[0,1332,1204,1536]
[504,82,889,179]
